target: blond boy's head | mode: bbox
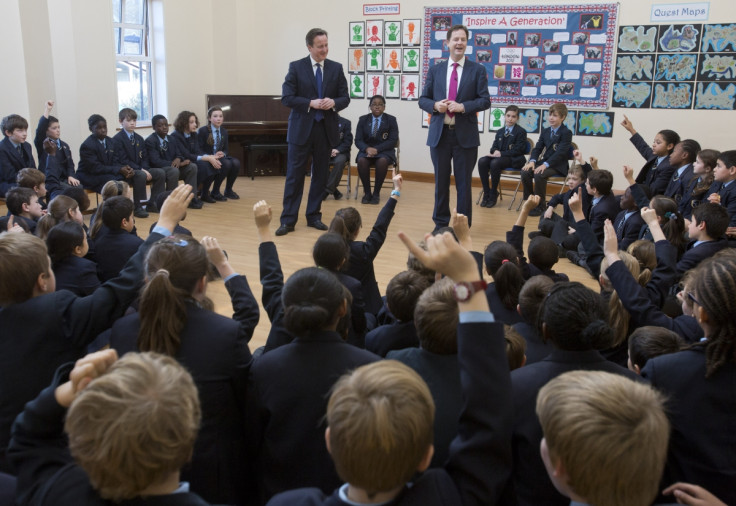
[548,102,568,120]
[326,360,434,498]
[65,352,201,501]
[536,370,669,506]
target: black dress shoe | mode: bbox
[211,192,227,202]
[134,207,149,219]
[370,193,380,204]
[188,198,203,209]
[201,193,216,204]
[224,189,240,200]
[307,220,328,231]
[275,224,295,236]
[322,191,330,201]
[361,194,372,204]
[333,189,343,200]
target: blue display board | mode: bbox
[422,4,619,109]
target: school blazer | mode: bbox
[676,237,730,277]
[94,228,144,282]
[588,193,620,242]
[705,180,736,227]
[197,125,231,156]
[663,163,694,201]
[630,133,675,195]
[419,59,491,149]
[144,133,183,167]
[77,135,123,178]
[488,124,528,168]
[612,209,645,251]
[333,118,353,155]
[365,320,419,357]
[112,130,148,170]
[354,113,398,163]
[282,56,350,147]
[53,255,101,297]
[529,125,573,171]
[171,130,203,163]
[0,138,35,196]
[34,116,74,174]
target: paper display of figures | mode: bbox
[403,20,420,46]
[366,47,383,71]
[367,74,385,97]
[348,49,365,73]
[349,22,365,46]
[366,20,383,45]
[350,74,365,99]
[385,21,401,45]
[385,74,400,98]
[401,75,419,100]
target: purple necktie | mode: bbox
[447,62,459,118]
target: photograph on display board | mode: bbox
[349,22,365,46]
[384,20,401,45]
[401,74,419,100]
[384,48,401,72]
[350,73,365,99]
[366,74,385,98]
[385,74,401,99]
[402,48,420,72]
[366,47,383,72]
[366,20,384,45]
[422,4,619,109]
[348,48,365,73]
[403,19,421,46]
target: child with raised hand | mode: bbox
[34,100,78,198]
[9,349,211,505]
[0,184,192,474]
[620,114,680,195]
[267,227,513,506]
[46,221,100,296]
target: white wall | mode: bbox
[1,0,734,190]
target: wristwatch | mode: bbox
[452,280,488,302]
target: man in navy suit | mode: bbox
[277,28,350,236]
[419,24,490,229]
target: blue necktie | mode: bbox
[315,63,324,121]
[371,117,379,137]
[214,129,220,153]
[130,133,135,145]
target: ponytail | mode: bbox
[484,241,523,310]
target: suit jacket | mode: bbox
[419,58,490,149]
[144,133,184,167]
[365,320,418,357]
[484,283,524,325]
[172,130,201,162]
[34,116,74,175]
[678,175,712,219]
[343,197,396,314]
[266,319,513,506]
[282,56,350,147]
[511,349,639,506]
[630,133,675,195]
[529,125,573,172]
[53,255,100,297]
[94,228,144,282]
[705,179,736,226]
[8,364,211,506]
[588,193,620,242]
[0,231,162,473]
[333,117,352,155]
[77,135,124,190]
[488,124,527,168]
[354,113,398,163]
[512,321,555,365]
[676,237,729,277]
[336,271,367,348]
[0,138,35,196]
[613,209,645,250]
[109,275,258,504]
[506,225,568,282]
[547,182,592,224]
[245,331,379,504]
[112,130,148,170]
[663,163,694,201]
[643,347,736,506]
[197,125,232,156]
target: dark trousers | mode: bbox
[280,121,329,226]
[325,153,348,194]
[148,166,180,204]
[130,169,153,209]
[430,127,478,227]
[521,163,567,201]
[211,156,240,193]
[539,213,579,246]
[195,160,215,193]
[477,155,514,194]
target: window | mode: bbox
[113,0,153,121]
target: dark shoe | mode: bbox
[361,194,372,204]
[224,189,240,200]
[333,189,343,200]
[529,204,545,217]
[275,224,295,236]
[322,190,331,201]
[566,250,582,266]
[188,198,203,209]
[370,193,380,205]
[134,207,149,219]
[211,192,227,202]
[528,231,544,240]
[480,195,490,207]
[307,220,328,231]
[201,193,216,204]
[558,245,568,258]
[146,203,158,214]
[486,190,498,208]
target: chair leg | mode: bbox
[346,163,351,199]
[476,189,484,205]
[508,180,522,211]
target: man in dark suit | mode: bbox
[277,28,350,236]
[322,115,352,201]
[419,24,490,229]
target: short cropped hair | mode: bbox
[2,114,29,135]
[518,275,554,322]
[306,28,327,46]
[504,324,526,371]
[118,108,137,122]
[446,24,469,40]
[587,169,613,195]
[101,196,134,230]
[414,277,458,355]
[548,102,567,119]
[5,187,36,215]
[717,149,736,169]
[536,370,669,506]
[692,202,729,239]
[567,164,585,181]
[87,114,106,132]
[65,352,201,501]
[0,232,49,306]
[327,360,434,497]
[628,326,685,370]
[60,186,91,213]
[369,95,386,105]
[151,114,167,127]
[528,236,559,272]
[386,270,430,322]
[16,168,45,189]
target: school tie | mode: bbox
[505,127,511,136]
[130,133,135,145]
[56,140,61,149]
[214,129,221,152]
[616,215,626,236]
[162,138,168,151]
[371,117,379,137]
[447,62,459,118]
[315,63,324,122]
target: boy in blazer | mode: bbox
[0,114,36,197]
[322,115,352,201]
[34,101,77,198]
[354,95,399,203]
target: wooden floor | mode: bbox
[130,175,598,349]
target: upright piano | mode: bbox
[205,94,290,178]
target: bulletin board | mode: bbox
[422,4,619,110]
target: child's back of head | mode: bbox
[627,239,656,272]
[16,168,45,191]
[414,277,458,355]
[504,324,527,370]
[484,241,524,310]
[327,359,434,498]
[628,326,685,374]
[536,370,669,506]
[518,275,554,324]
[385,270,430,322]
[0,232,49,306]
[313,232,350,272]
[101,196,134,231]
[4,187,37,217]
[60,186,91,213]
[46,221,86,268]
[587,169,614,196]
[528,236,559,272]
[691,202,729,240]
